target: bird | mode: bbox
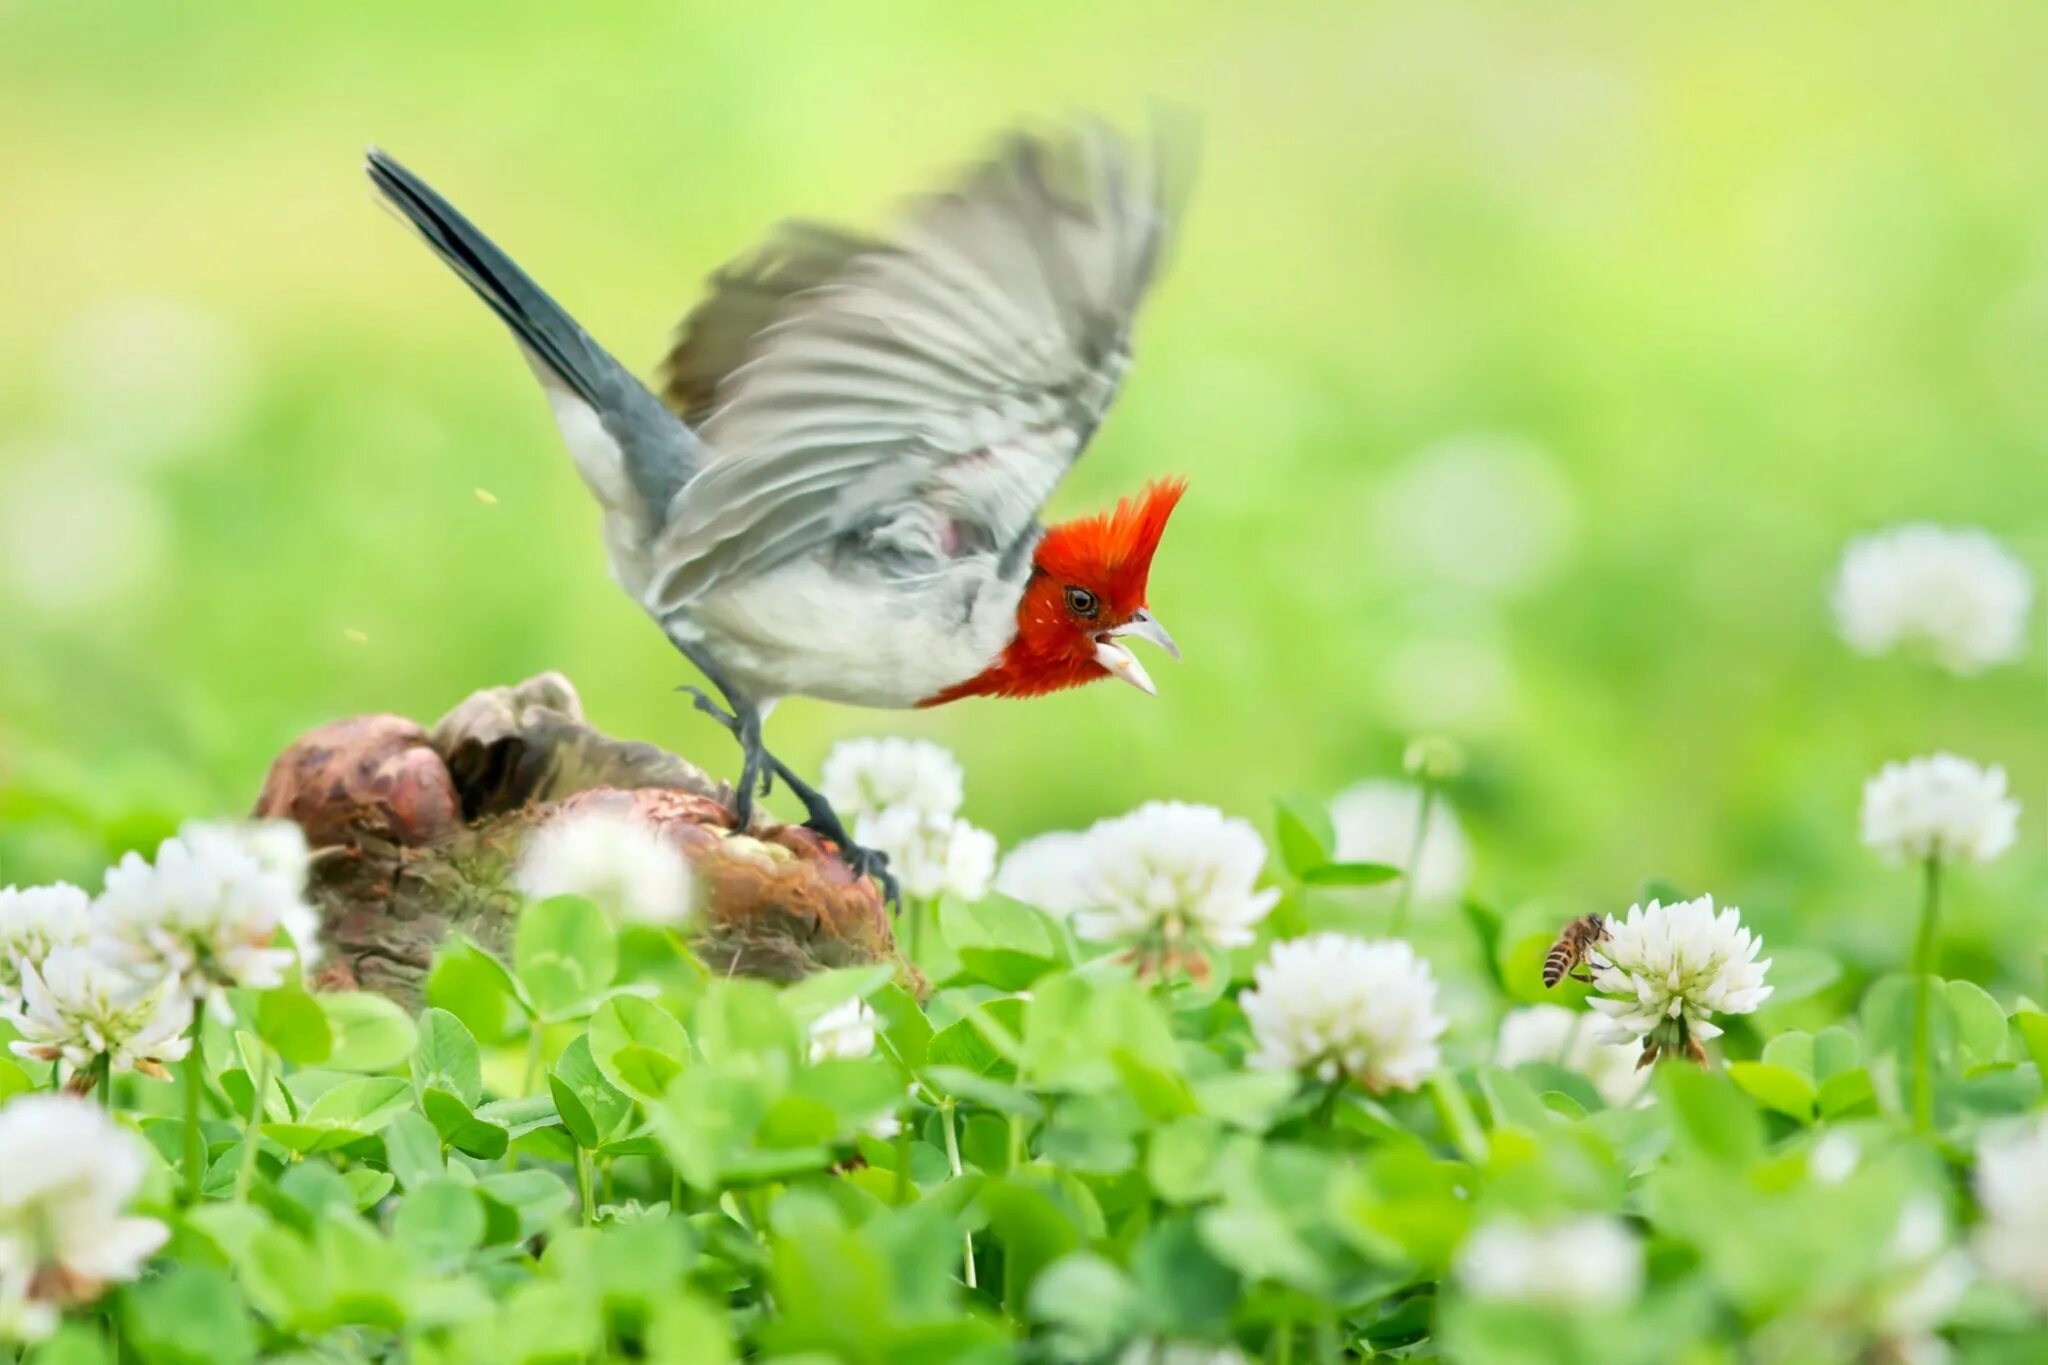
[364,121,1188,900]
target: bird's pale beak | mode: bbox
[1117,609,1180,660]
[1094,610,1180,696]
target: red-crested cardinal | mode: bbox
[366,121,1187,899]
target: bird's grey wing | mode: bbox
[646,120,1185,613]
[659,221,882,429]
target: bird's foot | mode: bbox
[672,679,896,907]
[831,838,900,912]
[678,684,739,733]
[767,763,900,911]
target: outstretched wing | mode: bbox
[660,220,882,429]
[647,120,1184,612]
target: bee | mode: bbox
[1542,913,1608,988]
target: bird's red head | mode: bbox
[922,478,1187,705]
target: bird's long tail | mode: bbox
[364,149,698,574]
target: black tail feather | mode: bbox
[364,147,699,528]
[365,147,609,410]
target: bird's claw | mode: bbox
[678,684,738,731]
[675,681,878,892]
[848,844,903,912]
[812,830,899,910]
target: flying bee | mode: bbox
[1542,913,1609,988]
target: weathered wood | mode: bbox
[253,673,914,1003]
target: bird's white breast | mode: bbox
[670,552,1025,709]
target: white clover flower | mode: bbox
[1756,1192,1973,1362]
[0,883,95,998]
[9,949,192,1082]
[1455,1214,1643,1310]
[807,998,878,1063]
[201,818,314,885]
[993,831,1097,918]
[1973,1117,2048,1305]
[860,1084,916,1143]
[1495,1004,1646,1107]
[0,1235,56,1344]
[0,448,170,616]
[820,737,964,821]
[1327,780,1472,906]
[516,807,695,927]
[853,808,995,903]
[1585,895,1771,1063]
[1373,432,1578,597]
[1875,1196,1973,1344]
[1808,1131,1862,1185]
[1063,802,1279,949]
[50,296,251,466]
[96,821,322,1019]
[803,1001,909,1140]
[1117,1342,1252,1365]
[1241,934,1446,1092]
[0,1096,167,1311]
[1832,524,2031,674]
[1860,754,2020,865]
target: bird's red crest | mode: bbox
[921,478,1188,705]
[1031,477,1187,616]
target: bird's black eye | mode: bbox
[1064,586,1100,619]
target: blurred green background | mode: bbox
[1,2,2040,988]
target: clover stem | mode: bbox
[92,1053,113,1111]
[1911,855,1943,1134]
[523,1020,545,1097]
[1426,1070,1488,1165]
[941,1098,976,1289]
[576,1146,597,1226]
[182,997,207,1203]
[1311,1075,1345,1128]
[907,895,937,973]
[235,1044,268,1201]
[1388,782,1436,938]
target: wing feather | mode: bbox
[660,221,881,427]
[648,120,1183,611]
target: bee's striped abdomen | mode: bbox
[1542,914,1607,988]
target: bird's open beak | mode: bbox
[1094,610,1180,696]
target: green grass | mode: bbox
[2,1,2041,1000]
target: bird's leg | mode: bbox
[674,683,768,826]
[729,707,768,829]
[668,639,772,825]
[679,690,898,904]
[667,632,895,906]
[762,758,901,910]
[679,687,770,794]
[677,686,774,799]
